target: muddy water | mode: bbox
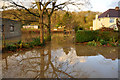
[2,33,119,78]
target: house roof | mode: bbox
[98,9,120,18]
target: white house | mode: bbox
[23,25,39,29]
[93,7,120,31]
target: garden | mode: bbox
[3,37,45,52]
[76,27,120,47]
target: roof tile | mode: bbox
[98,9,120,18]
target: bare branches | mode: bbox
[10,1,40,17]
[50,62,74,78]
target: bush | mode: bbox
[44,35,51,41]
[97,31,118,42]
[5,44,17,51]
[99,27,114,31]
[4,37,43,52]
[99,39,108,45]
[76,30,118,43]
[87,40,97,46]
[32,37,42,46]
[76,30,97,42]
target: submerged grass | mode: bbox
[4,37,44,52]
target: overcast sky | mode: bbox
[90,0,120,12]
[0,0,120,12]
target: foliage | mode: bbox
[62,12,72,29]
[2,9,99,30]
[76,30,119,47]
[4,37,43,51]
[99,27,114,32]
[44,35,51,41]
[76,30,96,42]
[5,44,17,51]
[87,40,97,46]
[32,37,41,46]
[96,31,118,41]
[99,39,108,45]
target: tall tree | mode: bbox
[2,0,91,43]
[62,12,72,31]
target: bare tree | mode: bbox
[1,0,91,43]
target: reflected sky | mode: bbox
[2,33,119,78]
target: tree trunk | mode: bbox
[47,15,51,41]
[36,2,44,44]
[2,25,5,48]
[39,15,44,44]
[40,48,45,78]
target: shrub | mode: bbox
[99,39,108,45]
[44,35,51,41]
[99,27,114,32]
[76,30,119,43]
[87,40,97,46]
[4,37,43,52]
[97,31,112,41]
[76,30,97,42]
[97,31,118,41]
[5,44,17,51]
[32,37,42,46]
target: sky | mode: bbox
[0,0,120,12]
[90,0,120,12]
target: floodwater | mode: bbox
[2,33,119,78]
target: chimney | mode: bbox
[115,7,119,10]
[96,15,98,19]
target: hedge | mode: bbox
[76,30,119,43]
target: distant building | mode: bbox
[0,18,21,39]
[23,25,39,29]
[93,7,120,30]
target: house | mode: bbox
[52,26,66,31]
[0,18,21,39]
[93,7,120,30]
[23,25,39,29]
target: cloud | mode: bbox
[0,1,3,8]
[90,0,120,12]
[0,0,120,12]
[109,0,119,7]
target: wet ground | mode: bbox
[1,33,119,78]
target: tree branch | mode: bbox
[11,1,40,17]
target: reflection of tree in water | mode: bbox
[3,33,92,78]
[63,47,71,55]
[75,45,118,60]
[16,43,73,78]
[51,33,74,49]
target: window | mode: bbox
[110,18,114,23]
[10,24,14,32]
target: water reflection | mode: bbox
[2,33,118,78]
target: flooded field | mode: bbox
[5,30,40,44]
[2,33,119,78]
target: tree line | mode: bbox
[2,9,99,30]
[1,0,97,44]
